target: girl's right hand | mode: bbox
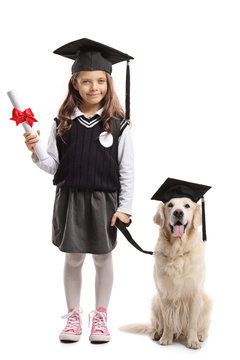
[23,130,40,158]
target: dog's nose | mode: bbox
[173,209,184,219]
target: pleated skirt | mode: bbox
[52,187,118,254]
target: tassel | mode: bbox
[125,60,130,120]
[201,197,207,241]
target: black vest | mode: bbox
[53,117,122,192]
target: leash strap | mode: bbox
[115,218,153,255]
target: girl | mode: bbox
[24,38,134,343]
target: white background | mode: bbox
[1,0,240,358]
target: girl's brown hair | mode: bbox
[57,72,125,137]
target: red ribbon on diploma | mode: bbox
[10,108,38,127]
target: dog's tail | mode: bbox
[119,323,152,335]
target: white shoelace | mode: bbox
[61,308,82,331]
[88,310,107,331]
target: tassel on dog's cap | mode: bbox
[53,38,134,120]
[151,178,211,241]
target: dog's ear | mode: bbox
[193,204,202,229]
[153,202,165,226]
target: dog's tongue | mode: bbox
[173,225,184,237]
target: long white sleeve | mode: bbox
[31,122,59,174]
[117,125,134,215]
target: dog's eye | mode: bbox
[168,202,173,208]
[185,204,190,208]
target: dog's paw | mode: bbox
[159,335,173,345]
[187,339,201,349]
[150,329,163,341]
[198,331,208,342]
[151,332,160,341]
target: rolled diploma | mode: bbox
[7,90,49,161]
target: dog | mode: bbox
[120,197,212,349]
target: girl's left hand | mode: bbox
[111,212,130,227]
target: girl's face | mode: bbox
[72,71,108,107]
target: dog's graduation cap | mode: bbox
[151,178,211,241]
[53,38,134,120]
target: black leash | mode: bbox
[115,218,153,255]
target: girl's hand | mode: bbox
[23,130,40,159]
[111,211,130,227]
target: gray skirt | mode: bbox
[52,187,118,254]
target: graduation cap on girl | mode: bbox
[53,38,134,120]
[151,178,211,241]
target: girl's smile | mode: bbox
[87,93,101,97]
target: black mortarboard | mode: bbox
[151,178,211,241]
[53,38,134,120]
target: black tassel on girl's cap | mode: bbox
[125,60,131,120]
[53,38,134,121]
[151,178,211,241]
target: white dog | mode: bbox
[121,197,212,349]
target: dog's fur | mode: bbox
[120,198,212,349]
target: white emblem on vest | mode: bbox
[99,132,113,148]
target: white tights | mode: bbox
[64,253,113,310]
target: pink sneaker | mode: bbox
[88,307,111,343]
[59,308,82,342]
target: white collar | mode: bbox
[71,107,104,120]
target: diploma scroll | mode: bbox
[7,90,49,161]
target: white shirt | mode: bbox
[32,108,134,215]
